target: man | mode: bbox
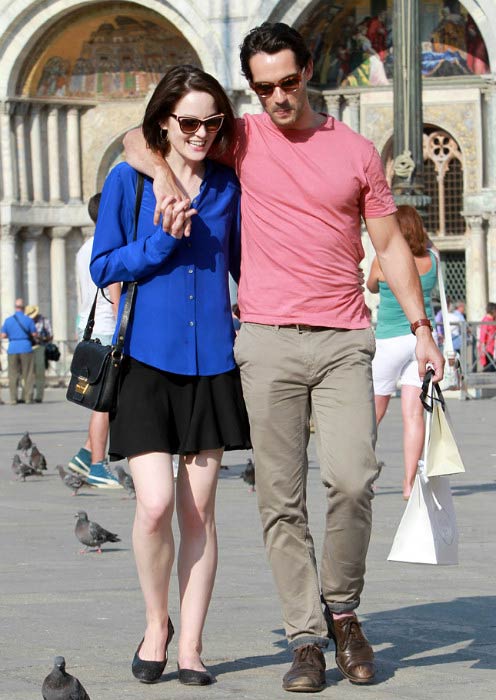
[67,193,122,489]
[25,305,53,403]
[1,298,37,404]
[124,22,443,692]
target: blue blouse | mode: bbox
[90,161,241,376]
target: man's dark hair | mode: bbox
[88,192,102,224]
[142,64,235,157]
[240,22,311,83]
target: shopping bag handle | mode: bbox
[419,368,446,413]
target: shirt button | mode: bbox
[189,295,194,300]
[189,321,194,326]
[188,268,193,274]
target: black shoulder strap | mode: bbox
[83,172,145,344]
[13,315,34,341]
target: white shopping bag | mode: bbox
[387,463,458,565]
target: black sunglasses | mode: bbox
[170,113,224,134]
[251,72,303,98]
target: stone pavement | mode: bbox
[1,389,495,699]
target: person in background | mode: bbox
[25,305,53,403]
[67,193,122,489]
[0,298,37,404]
[123,23,443,693]
[367,205,438,500]
[91,65,250,687]
[479,301,496,372]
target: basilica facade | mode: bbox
[0,0,495,344]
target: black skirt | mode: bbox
[109,357,251,460]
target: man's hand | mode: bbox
[152,168,197,238]
[415,327,444,383]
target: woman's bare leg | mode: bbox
[129,452,175,661]
[374,394,391,425]
[401,385,425,499]
[176,448,222,671]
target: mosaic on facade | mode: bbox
[20,3,200,99]
[297,0,489,89]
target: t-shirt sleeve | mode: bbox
[360,145,397,219]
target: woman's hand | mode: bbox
[152,168,197,238]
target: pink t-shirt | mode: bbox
[224,112,397,328]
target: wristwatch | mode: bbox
[410,318,433,335]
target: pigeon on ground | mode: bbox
[74,511,121,553]
[114,465,136,499]
[29,444,47,470]
[17,431,32,451]
[42,655,90,700]
[240,457,256,492]
[11,454,43,481]
[56,465,90,496]
[11,454,22,477]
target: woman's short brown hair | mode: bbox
[396,205,428,256]
[142,64,235,157]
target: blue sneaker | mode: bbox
[86,461,122,489]
[67,447,91,476]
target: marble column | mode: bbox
[22,227,43,305]
[30,105,44,203]
[49,227,70,340]
[322,92,341,120]
[486,212,496,302]
[0,225,18,319]
[67,107,82,201]
[465,215,487,321]
[14,104,29,202]
[482,85,496,189]
[349,94,360,133]
[0,101,15,202]
[47,106,61,203]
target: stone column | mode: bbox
[0,225,18,319]
[0,101,15,202]
[346,94,360,133]
[22,227,43,305]
[322,92,341,120]
[392,0,429,210]
[67,107,82,201]
[14,104,29,202]
[47,106,61,203]
[30,105,44,203]
[49,227,70,340]
[465,215,487,321]
[486,212,496,302]
[482,85,496,189]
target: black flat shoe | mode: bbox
[132,617,174,683]
[177,664,213,686]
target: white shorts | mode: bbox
[372,334,421,395]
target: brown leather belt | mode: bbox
[278,324,330,332]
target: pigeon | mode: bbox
[17,431,32,451]
[240,457,255,492]
[11,454,43,481]
[56,465,90,496]
[74,511,121,553]
[42,655,90,700]
[11,454,22,477]
[29,444,47,470]
[114,465,136,499]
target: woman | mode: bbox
[90,65,251,686]
[367,205,437,500]
[479,301,496,372]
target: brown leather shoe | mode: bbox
[327,612,375,684]
[282,644,326,693]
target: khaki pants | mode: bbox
[32,345,46,402]
[8,352,34,403]
[235,323,378,647]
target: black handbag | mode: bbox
[66,173,144,412]
[45,343,61,362]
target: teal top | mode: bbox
[375,250,437,339]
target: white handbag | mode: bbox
[388,370,459,565]
[387,464,458,565]
[422,375,465,478]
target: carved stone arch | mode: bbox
[95,133,127,193]
[0,0,224,99]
